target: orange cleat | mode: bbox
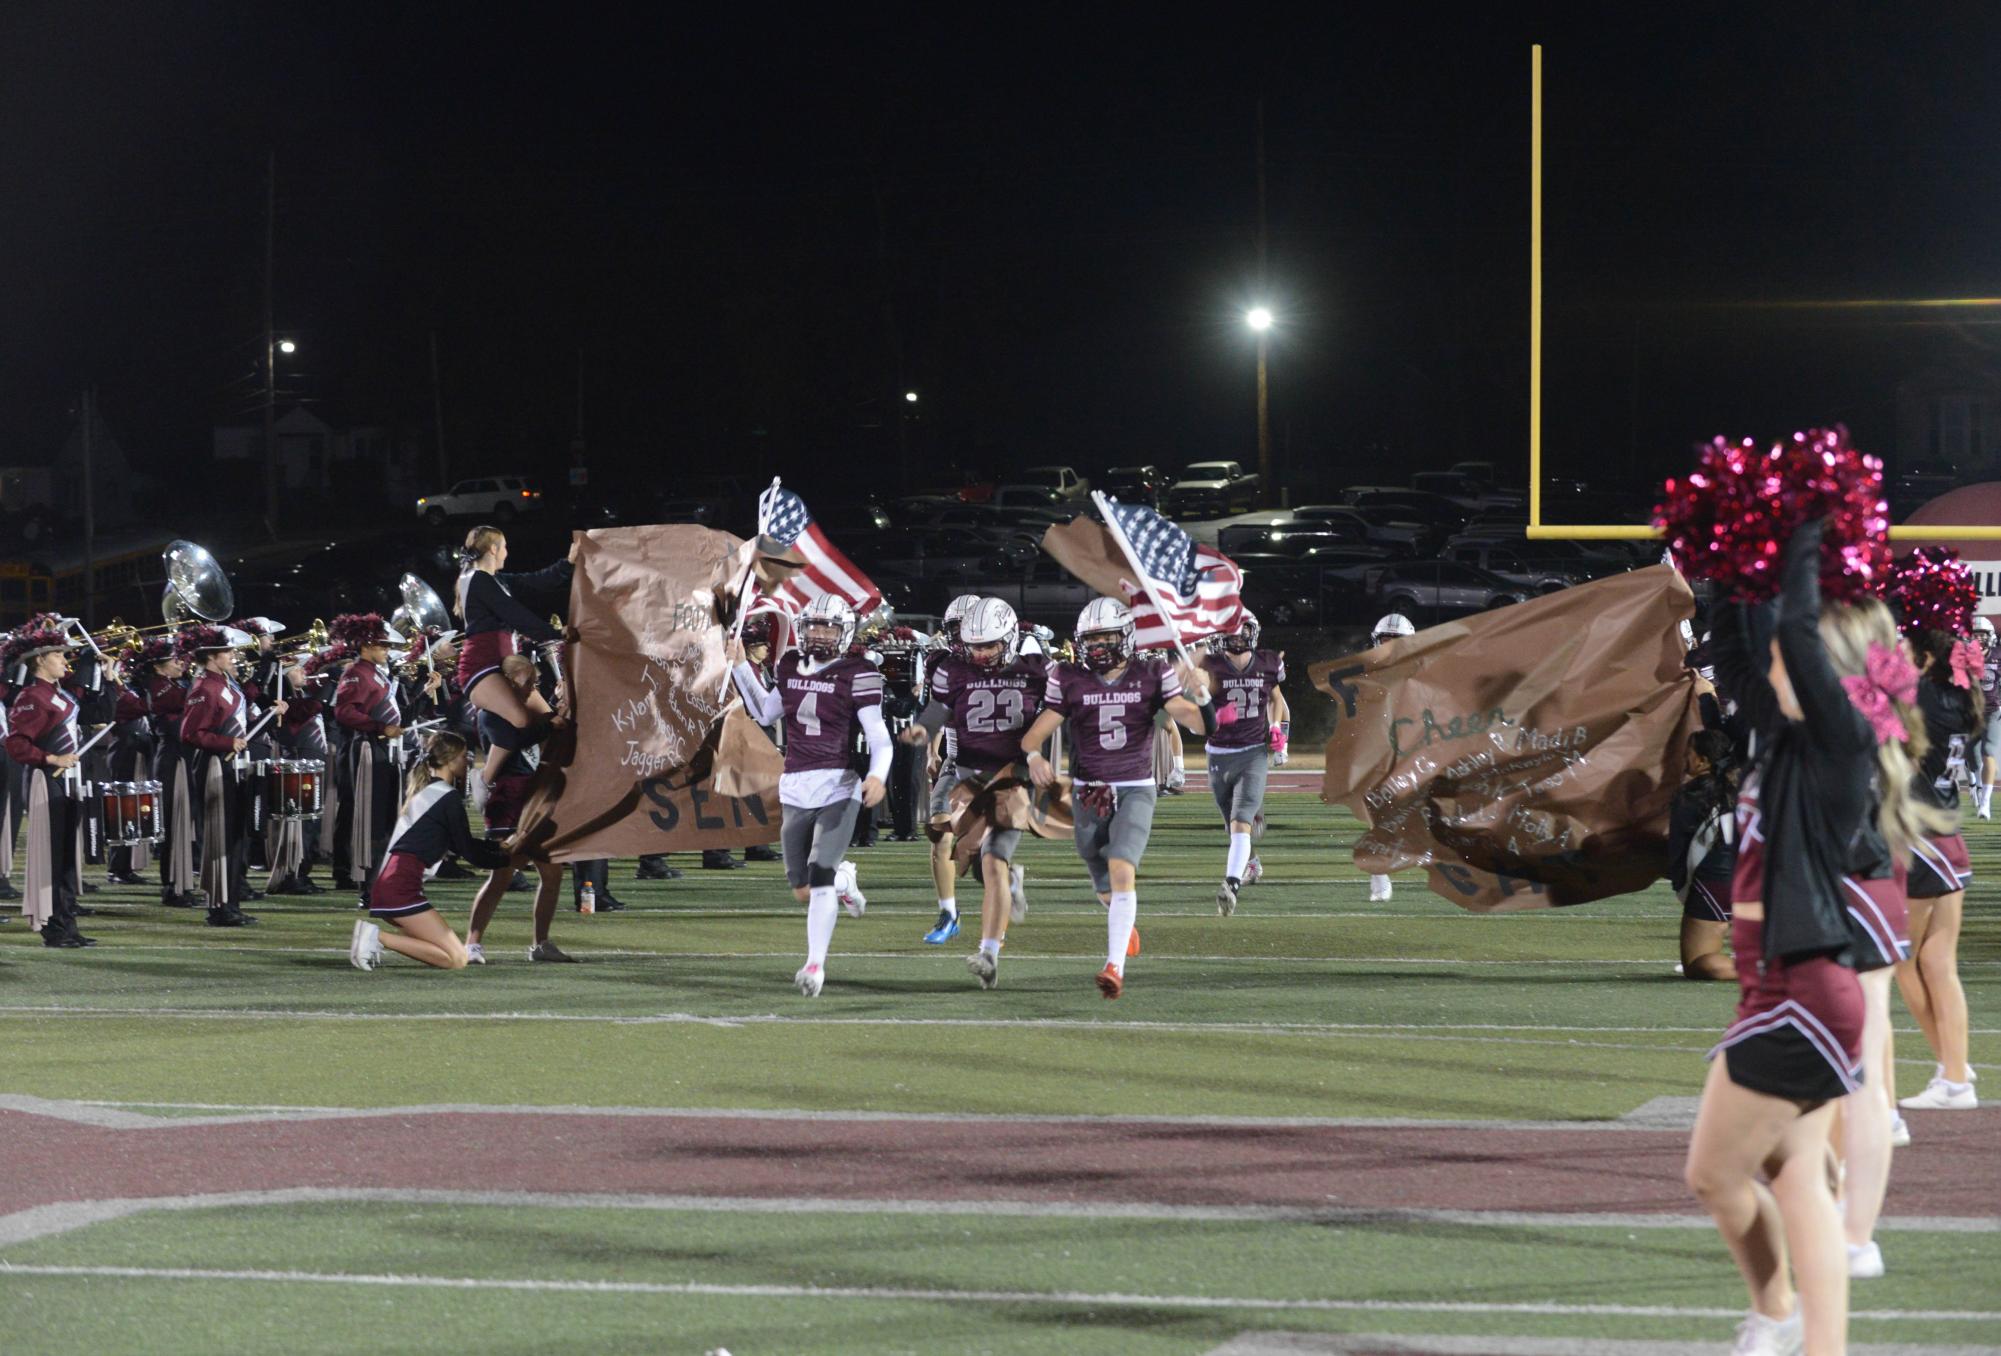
[1126,926,1141,958]
[1096,963,1124,999]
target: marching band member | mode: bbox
[180,625,279,927]
[332,615,402,910]
[1202,610,1288,916]
[452,525,570,783]
[728,594,886,997]
[349,731,510,972]
[287,643,350,894]
[1020,597,1215,999]
[152,630,199,907]
[4,625,92,946]
[106,636,171,885]
[68,640,120,886]
[0,658,19,903]
[238,619,283,870]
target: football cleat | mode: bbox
[923,911,960,944]
[1217,878,1239,917]
[794,962,825,997]
[967,950,999,990]
[1242,856,1263,886]
[1008,865,1027,923]
[1095,963,1124,1000]
[834,860,866,918]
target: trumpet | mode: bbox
[273,619,331,656]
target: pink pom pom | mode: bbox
[1883,547,1980,638]
[1654,426,1889,603]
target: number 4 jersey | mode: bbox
[929,653,1048,773]
[777,651,884,774]
[1044,657,1182,786]
[1200,650,1285,756]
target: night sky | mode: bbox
[7,4,2001,508]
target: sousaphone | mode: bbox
[161,540,235,624]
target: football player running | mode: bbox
[915,593,983,941]
[1021,597,1219,999]
[729,595,890,997]
[900,597,1044,986]
[1365,612,1415,902]
[1203,610,1289,916]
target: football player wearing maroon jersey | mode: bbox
[730,594,891,997]
[900,597,1043,986]
[913,593,982,939]
[1020,596,1217,999]
[1202,611,1289,916]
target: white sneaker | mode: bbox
[1008,866,1027,924]
[1847,1240,1884,1279]
[465,942,485,965]
[1242,856,1262,886]
[1369,873,1392,902]
[1730,1305,1803,1355]
[349,919,381,972]
[794,962,824,997]
[1900,1077,1978,1110]
[834,860,866,918]
[1889,1114,1911,1147]
[967,950,998,990]
[1217,878,1239,917]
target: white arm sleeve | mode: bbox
[732,662,783,726]
[858,703,893,783]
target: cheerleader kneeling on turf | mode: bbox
[350,731,511,972]
[1690,520,1947,1355]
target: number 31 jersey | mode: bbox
[929,653,1048,773]
[1044,657,1181,785]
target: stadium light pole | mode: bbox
[1246,307,1274,506]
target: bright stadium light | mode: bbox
[1246,306,1274,332]
[278,339,297,354]
[904,391,919,403]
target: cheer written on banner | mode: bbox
[1310,564,1701,911]
[513,525,781,863]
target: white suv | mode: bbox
[415,476,545,525]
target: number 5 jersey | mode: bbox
[1043,657,1182,786]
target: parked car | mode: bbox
[1100,465,1170,508]
[1411,471,1526,512]
[1366,560,1527,622]
[1339,487,1471,530]
[1292,503,1433,556]
[1440,540,1584,594]
[1169,461,1261,518]
[847,527,1032,583]
[414,475,545,525]
[1216,517,1365,557]
[920,502,1059,543]
[979,557,1100,629]
[991,484,1073,512]
[1020,465,1092,502]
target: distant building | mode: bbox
[1895,360,2001,477]
[0,406,141,527]
[213,406,400,491]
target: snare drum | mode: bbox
[264,758,326,822]
[97,780,164,845]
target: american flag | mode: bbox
[744,482,881,643]
[1094,492,1244,651]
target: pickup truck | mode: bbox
[1168,461,1260,518]
[1020,465,1092,502]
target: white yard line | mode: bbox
[0,1260,1994,1324]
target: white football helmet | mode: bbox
[1075,596,1135,673]
[1211,609,1260,655]
[942,594,981,649]
[1371,613,1415,646]
[1976,615,1996,649]
[798,594,858,662]
[961,597,1020,668]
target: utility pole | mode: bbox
[81,388,96,627]
[262,149,279,540]
[1255,98,1274,506]
[429,330,448,488]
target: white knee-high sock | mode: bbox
[1371,873,1392,898]
[1225,831,1252,882]
[807,887,839,966]
[1106,890,1137,972]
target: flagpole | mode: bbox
[716,477,784,705]
[1091,491,1200,669]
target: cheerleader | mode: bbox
[181,626,280,927]
[463,654,569,964]
[1693,519,1945,1354]
[349,731,509,971]
[451,526,570,787]
[331,615,402,909]
[1894,624,1984,1112]
[3,625,91,946]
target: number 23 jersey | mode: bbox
[1044,657,1181,785]
[930,653,1048,772]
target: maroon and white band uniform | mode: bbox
[108,669,157,879]
[180,665,253,913]
[1907,674,1978,899]
[146,666,197,901]
[4,675,84,935]
[453,561,570,697]
[732,647,891,973]
[1708,522,1867,1103]
[334,656,400,904]
[270,676,329,884]
[369,779,510,919]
